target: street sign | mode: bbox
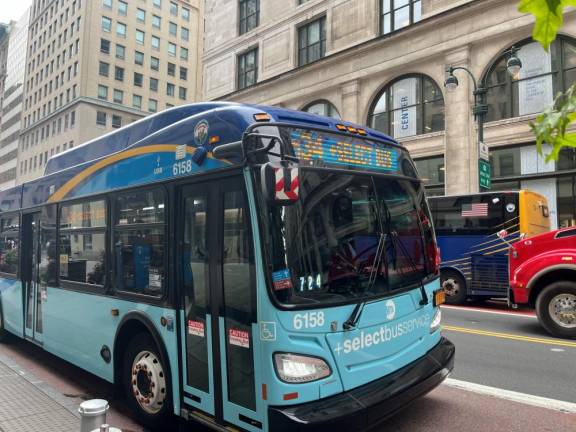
[479,159,491,189]
[479,141,489,161]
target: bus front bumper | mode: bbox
[268,337,455,432]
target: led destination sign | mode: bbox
[290,129,398,172]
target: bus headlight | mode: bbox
[274,353,331,383]
[430,308,442,333]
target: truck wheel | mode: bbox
[536,281,576,339]
[123,333,173,429]
[441,270,467,305]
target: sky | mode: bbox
[0,0,33,24]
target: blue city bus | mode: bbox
[0,103,453,431]
[429,191,550,305]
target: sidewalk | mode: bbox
[0,351,81,432]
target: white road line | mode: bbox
[441,305,537,319]
[443,378,576,414]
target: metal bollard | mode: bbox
[91,424,122,432]
[78,399,109,432]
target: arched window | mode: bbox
[303,100,341,119]
[368,74,444,139]
[485,37,576,122]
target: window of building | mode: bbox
[368,74,445,139]
[60,200,107,286]
[151,35,160,50]
[70,111,76,127]
[168,42,176,57]
[237,48,258,90]
[180,47,189,61]
[101,16,112,33]
[118,0,127,16]
[167,82,175,96]
[298,17,326,66]
[485,37,576,122]
[114,189,166,296]
[133,94,142,109]
[134,72,143,87]
[113,89,123,103]
[151,56,160,71]
[180,66,188,80]
[116,22,126,38]
[490,147,521,177]
[97,85,108,100]
[135,51,144,65]
[239,0,259,35]
[153,0,161,8]
[302,100,340,119]
[181,27,189,41]
[136,8,145,22]
[148,99,158,112]
[150,77,159,92]
[152,15,161,29]
[182,7,190,21]
[170,1,178,16]
[0,214,20,275]
[115,66,124,81]
[112,114,122,128]
[103,0,112,8]
[168,62,176,76]
[115,44,125,60]
[136,29,145,45]
[99,61,109,77]
[179,86,187,100]
[414,156,445,196]
[100,38,110,54]
[169,22,177,36]
[380,0,422,35]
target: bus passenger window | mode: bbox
[114,189,166,296]
[59,200,107,286]
[39,205,58,286]
[0,214,19,275]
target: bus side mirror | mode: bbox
[261,162,300,206]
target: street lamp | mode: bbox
[444,46,522,190]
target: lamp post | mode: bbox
[444,47,522,191]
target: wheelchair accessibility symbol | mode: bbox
[259,322,277,342]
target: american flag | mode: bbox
[461,203,489,217]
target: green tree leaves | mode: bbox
[519,0,576,160]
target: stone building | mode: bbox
[0,10,30,190]
[17,0,204,184]
[203,0,576,229]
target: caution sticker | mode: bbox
[188,320,205,337]
[229,328,250,348]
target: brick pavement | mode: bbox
[0,351,81,432]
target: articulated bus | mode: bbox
[428,191,550,305]
[0,103,453,431]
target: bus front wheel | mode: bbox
[123,333,173,428]
[536,281,576,339]
[441,271,467,305]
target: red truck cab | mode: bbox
[509,227,576,339]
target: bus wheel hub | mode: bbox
[549,294,576,328]
[442,278,459,296]
[131,350,166,414]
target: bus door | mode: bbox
[178,177,263,431]
[21,212,43,343]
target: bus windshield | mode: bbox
[257,169,435,307]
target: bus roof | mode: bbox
[428,191,521,200]
[0,102,400,212]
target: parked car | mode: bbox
[508,227,576,339]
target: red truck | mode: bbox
[509,227,576,339]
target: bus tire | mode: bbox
[123,332,173,428]
[441,270,467,305]
[536,281,576,340]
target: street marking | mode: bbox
[442,304,537,318]
[443,325,576,348]
[443,378,576,414]
[550,348,565,352]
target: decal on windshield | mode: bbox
[272,269,293,291]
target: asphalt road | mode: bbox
[441,303,576,403]
[0,303,574,431]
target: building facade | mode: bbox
[203,0,576,229]
[0,10,31,190]
[17,0,204,184]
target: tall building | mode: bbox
[0,10,30,190]
[203,0,576,229]
[18,0,204,184]
[0,23,10,98]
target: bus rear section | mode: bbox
[430,191,550,304]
